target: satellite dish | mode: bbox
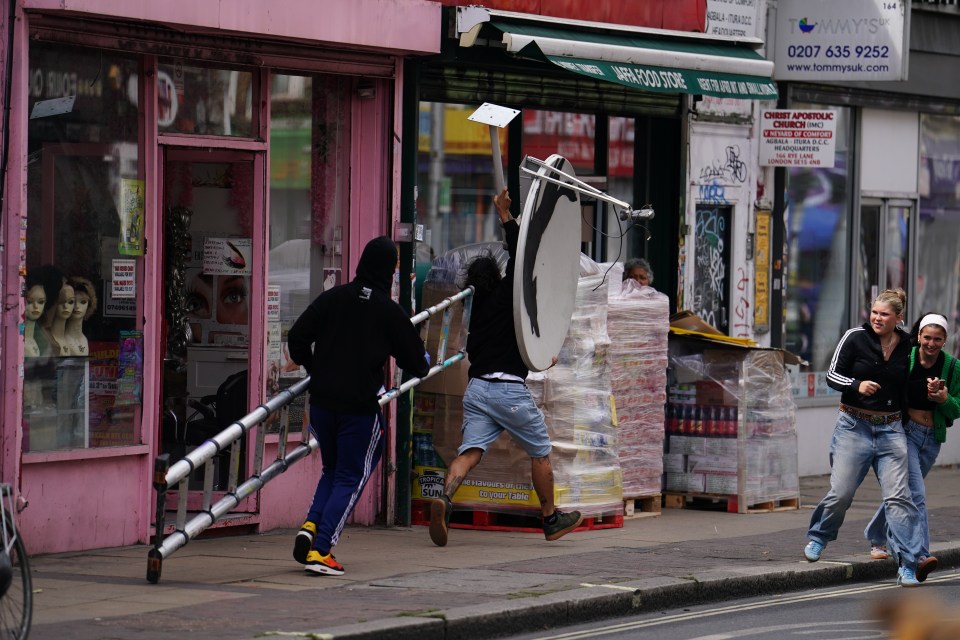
[513,154,581,371]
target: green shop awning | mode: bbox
[485,22,778,101]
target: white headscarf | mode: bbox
[919,313,949,334]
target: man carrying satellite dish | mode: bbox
[428,188,583,547]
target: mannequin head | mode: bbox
[68,276,98,321]
[25,264,64,322]
[54,283,76,321]
[25,284,46,321]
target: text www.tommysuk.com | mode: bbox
[785,62,891,74]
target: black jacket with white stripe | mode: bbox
[826,322,911,413]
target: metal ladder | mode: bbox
[147,286,473,583]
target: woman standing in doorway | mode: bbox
[802,289,924,587]
[864,312,959,582]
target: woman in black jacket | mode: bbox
[802,288,923,587]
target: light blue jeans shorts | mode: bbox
[460,378,552,458]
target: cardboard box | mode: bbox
[696,380,738,406]
[662,453,686,473]
[703,472,737,495]
[665,472,705,493]
[687,454,738,474]
[416,355,470,396]
[704,437,738,457]
[413,466,447,500]
[668,435,707,456]
[702,350,746,381]
[669,311,724,335]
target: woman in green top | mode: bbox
[865,312,960,582]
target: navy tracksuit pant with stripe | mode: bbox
[306,405,384,553]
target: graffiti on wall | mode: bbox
[733,266,751,338]
[693,205,731,333]
[697,145,748,185]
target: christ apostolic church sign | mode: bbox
[759,110,838,168]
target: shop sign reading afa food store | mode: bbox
[774,0,908,81]
[759,110,838,168]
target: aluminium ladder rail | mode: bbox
[147,286,473,583]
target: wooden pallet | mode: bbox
[411,499,623,532]
[623,494,661,519]
[663,492,800,514]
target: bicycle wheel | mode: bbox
[0,515,31,640]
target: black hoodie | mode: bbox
[287,236,430,414]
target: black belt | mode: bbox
[839,404,901,424]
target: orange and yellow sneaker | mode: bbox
[305,550,344,576]
[293,521,317,564]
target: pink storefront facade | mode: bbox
[0,0,440,554]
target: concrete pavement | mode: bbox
[29,466,960,640]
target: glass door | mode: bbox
[160,148,260,510]
[858,198,913,323]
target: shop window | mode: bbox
[265,73,350,430]
[916,114,960,356]
[605,115,639,264]
[416,102,510,257]
[157,59,253,137]
[522,110,596,176]
[784,104,853,391]
[24,43,143,451]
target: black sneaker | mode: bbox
[429,496,453,547]
[293,521,316,564]
[543,509,583,541]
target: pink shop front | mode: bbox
[0,0,440,554]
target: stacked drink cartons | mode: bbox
[544,266,623,513]
[664,342,799,507]
[607,279,669,498]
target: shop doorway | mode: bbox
[692,204,732,334]
[858,198,913,323]
[159,148,262,512]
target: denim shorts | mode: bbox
[460,378,552,458]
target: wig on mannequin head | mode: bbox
[68,275,98,320]
[463,252,502,295]
[27,265,66,318]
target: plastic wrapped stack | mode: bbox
[607,277,670,497]
[665,342,799,508]
[542,259,622,511]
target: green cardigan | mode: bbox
[908,346,960,443]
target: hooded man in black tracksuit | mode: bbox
[287,235,430,575]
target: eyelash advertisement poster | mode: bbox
[184,237,252,346]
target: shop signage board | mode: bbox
[753,210,771,331]
[706,0,759,39]
[774,0,909,81]
[759,109,838,167]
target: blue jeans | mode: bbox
[864,420,941,558]
[460,378,552,458]
[806,410,921,569]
